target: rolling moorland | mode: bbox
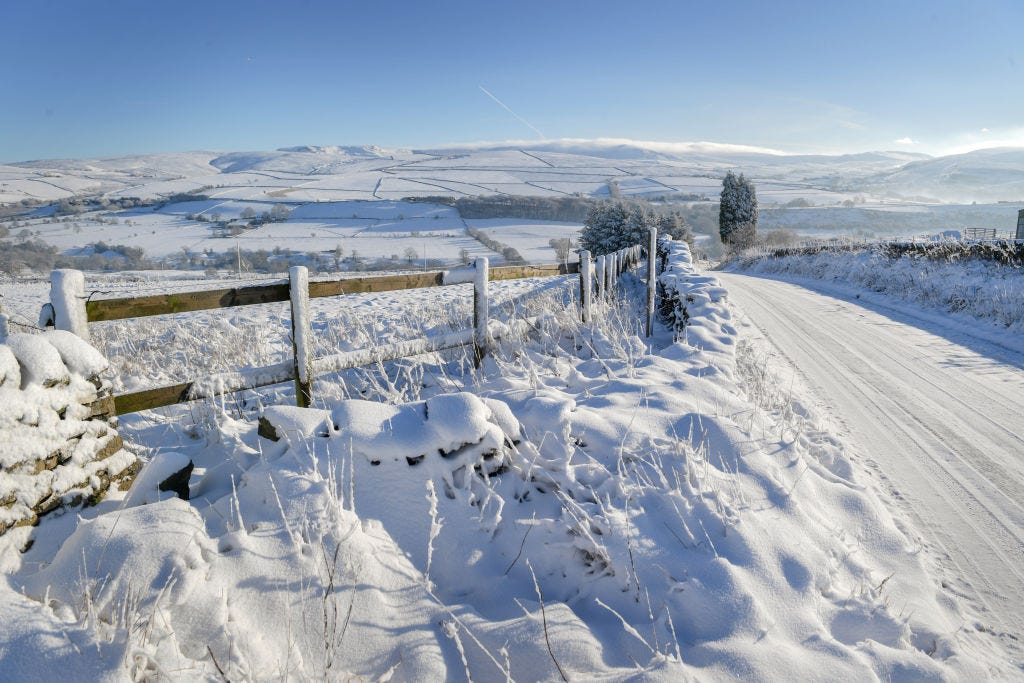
[2,140,1024,272]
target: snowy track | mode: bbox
[719,272,1024,656]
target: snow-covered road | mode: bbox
[718,272,1024,659]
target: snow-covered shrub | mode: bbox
[0,331,138,536]
[733,240,1024,331]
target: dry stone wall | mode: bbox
[0,330,138,535]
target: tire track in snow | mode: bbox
[727,277,1024,578]
[782,299,1024,518]
[719,272,1024,654]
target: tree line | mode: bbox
[0,240,151,275]
[407,195,600,222]
[465,227,526,264]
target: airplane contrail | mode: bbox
[479,85,546,139]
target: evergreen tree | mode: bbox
[658,210,695,248]
[581,200,693,255]
[719,171,758,249]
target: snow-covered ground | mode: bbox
[759,202,1024,240]
[465,219,582,264]
[0,244,1009,680]
[719,249,1024,669]
[10,200,500,264]
[718,271,1024,671]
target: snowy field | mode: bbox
[464,219,583,264]
[5,143,1024,267]
[0,243,1013,679]
[9,200,500,264]
[760,202,1024,240]
[5,140,1024,679]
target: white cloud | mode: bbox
[894,137,918,145]
[432,137,789,156]
[933,127,1024,155]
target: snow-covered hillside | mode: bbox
[4,140,1023,272]
[4,139,1023,208]
[862,147,1024,204]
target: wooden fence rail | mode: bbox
[47,245,649,416]
[81,264,577,324]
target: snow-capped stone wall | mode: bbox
[0,331,138,536]
[657,237,730,342]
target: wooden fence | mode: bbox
[44,240,648,416]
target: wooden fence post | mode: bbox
[474,257,489,368]
[646,228,657,338]
[50,269,90,341]
[289,266,313,408]
[580,250,592,323]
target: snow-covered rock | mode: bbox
[0,333,137,536]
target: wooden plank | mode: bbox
[114,382,194,414]
[489,263,578,281]
[51,270,90,340]
[87,282,290,321]
[289,266,313,407]
[113,360,296,414]
[646,229,657,338]
[308,271,444,298]
[114,312,538,415]
[580,250,592,323]
[474,258,489,368]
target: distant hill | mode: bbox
[2,140,1023,206]
[861,147,1024,203]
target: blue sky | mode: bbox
[2,0,1022,161]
